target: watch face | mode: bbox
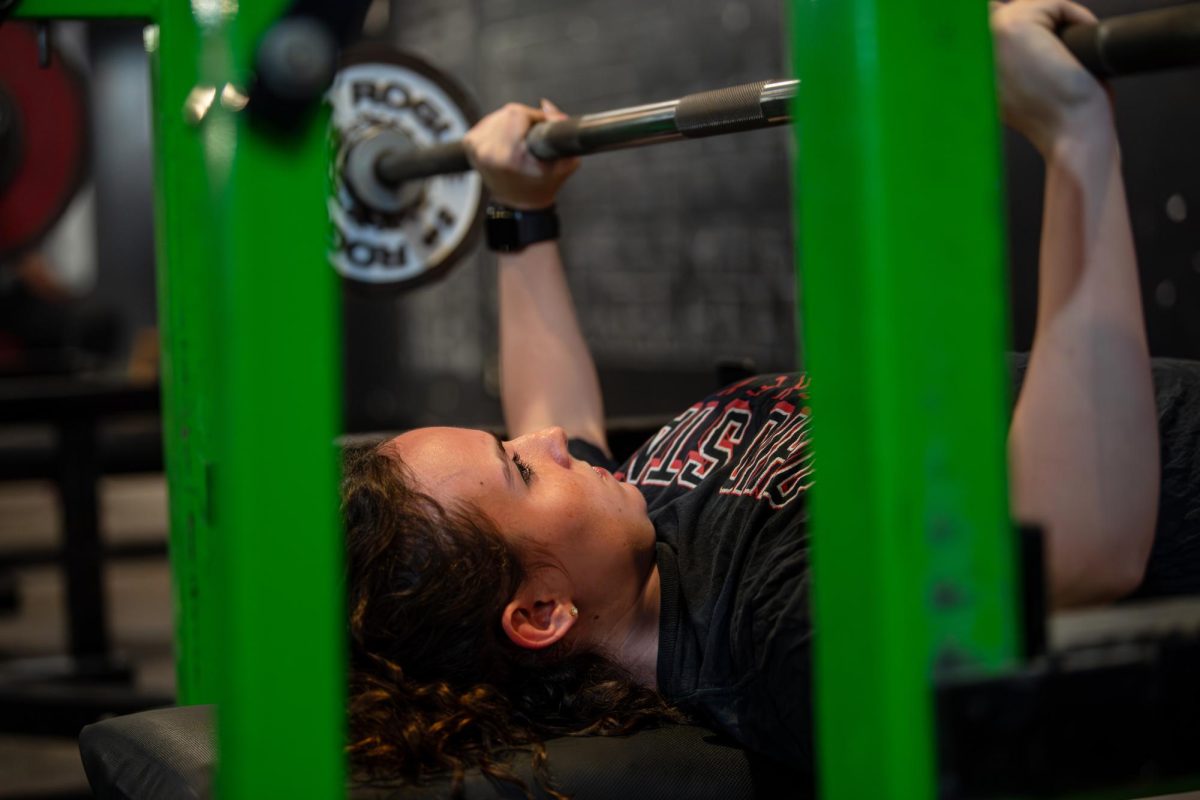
[485,215,521,251]
[485,207,559,253]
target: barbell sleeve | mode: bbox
[375,140,469,187]
[370,2,1200,187]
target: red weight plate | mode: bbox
[0,23,89,263]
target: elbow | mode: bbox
[1088,546,1149,604]
[1050,557,1140,609]
[1046,515,1154,608]
[1103,498,1158,601]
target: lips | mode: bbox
[593,465,610,479]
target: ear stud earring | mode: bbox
[569,605,579,618]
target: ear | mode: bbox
[500,578,577,650]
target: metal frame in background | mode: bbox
[12,2,346,798]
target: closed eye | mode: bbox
[512,453,535,486]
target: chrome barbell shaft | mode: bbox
[372,3,1200,188]
[373,78,798,186]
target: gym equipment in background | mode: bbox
[337,3,1200,291]
[0,22,88,263]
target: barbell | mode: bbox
[1,7,1194,289]
[330,2,1200,291]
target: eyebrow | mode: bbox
[491,432,513,489]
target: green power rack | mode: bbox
[10,1,1200,798]
[790,2,1019,797]
[13,1,346,798]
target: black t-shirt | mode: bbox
[567,358,1200,778]
[570,372,816,776]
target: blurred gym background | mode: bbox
[0,0,1195,796]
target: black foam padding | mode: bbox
[78,706,805,799]
[80,705,214,800]
[674,80,771,137]
[1131,357,1200,599]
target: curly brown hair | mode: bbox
[342,441,684,799]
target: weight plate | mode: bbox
[329,44,482,290]
[0,23,89,264]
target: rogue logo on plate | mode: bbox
[328,46,482,290]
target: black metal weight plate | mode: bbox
[0,23,89,264]
[328,44,482,290]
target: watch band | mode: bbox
[484,203,560,253]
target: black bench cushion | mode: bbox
[80,705,213,800]
[79,705,802,799]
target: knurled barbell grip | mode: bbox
[674,80,772,136]
[525,80,783,160]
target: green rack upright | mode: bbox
[789,0,1022,797]
[13,2,348,797]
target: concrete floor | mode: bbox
[0,476,173,799]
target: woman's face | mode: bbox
[386,426,657,608]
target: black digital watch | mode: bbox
[484,203,560,253]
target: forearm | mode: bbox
[498,242,608,450]
[1008,106,1159,607]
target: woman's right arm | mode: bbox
[992,0,1159,607]
[463,102,610,452]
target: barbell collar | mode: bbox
[346,128,425,214]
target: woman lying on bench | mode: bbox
[341,1,1194,796]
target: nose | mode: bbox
[516,427,571,468]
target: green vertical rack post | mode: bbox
[145,0,218,708]
[13,2,347,797]
[789,1,1021,798]
[198,6,347,800]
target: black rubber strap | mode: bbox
[485,203,560,253]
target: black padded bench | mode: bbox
[79,705,803,799]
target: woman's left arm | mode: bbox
[994,0,1159,607]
